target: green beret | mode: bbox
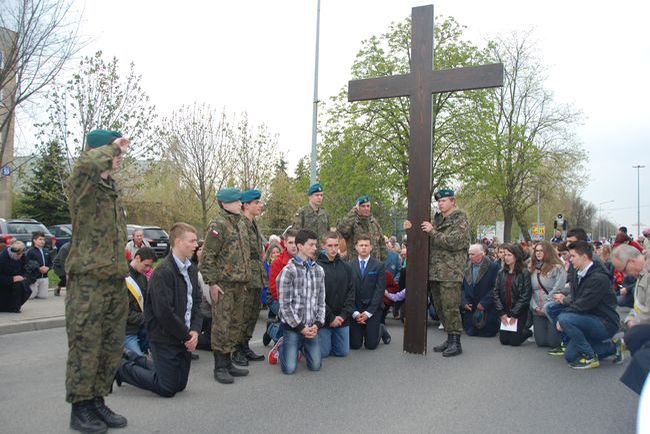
[241,189,261,204]
[86,129,122,149]
[434,188,455,201]
[216,188,242,203]
[308,183,323,196]
[356,195,370,205]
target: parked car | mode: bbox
[0,218,57,251]
[48,224,72,250]
[127,224,170,258]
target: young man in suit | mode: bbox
[349,236,387,350]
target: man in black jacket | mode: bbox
[116,223,202,397]
[556,241,621,369]
[316,232,355,357]
[25,231,52,299]
[0,241,31,312]
[349,235,386,350]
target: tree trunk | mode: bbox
[502,207,514,243]
[516,212,531,242]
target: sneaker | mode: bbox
[548,344,566,356]
[569,355,600,370]
[612,338,625,365]
[268,337,283,365]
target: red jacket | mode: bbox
[383,271,399,306]
[269,243,292,301]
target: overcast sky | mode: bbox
[19,0,650,236]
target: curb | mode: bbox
[0,316,66,336]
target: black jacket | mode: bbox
[0,248,28,289]
[493,268,532,318]
[25,246,53,280]
[566,261,619,335]
[145,254,202,345]
[126,266,148,336]
[52,242,70,278]
[349,256,386,315]
[317,252,355,327]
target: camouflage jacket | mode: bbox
[337,207,387,262]
[291,204,330,241]
[428,208,471,282]
[244,216,268,289]
[65,143,128,279]
[200,208,250,285]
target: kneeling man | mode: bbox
[117,223,202,396]
[317,232,355,357]
[556,241,621,369]
[461,244,499,337]
[349,236,386,350]
[277,229,325,374]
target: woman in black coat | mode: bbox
[493,243,533,346]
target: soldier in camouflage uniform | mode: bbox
[200,188,251,384]
[233,189,267,366]
[291,183,330,241]
[65,129,130,433]
[405,188,470,357]
[337,195,387,262]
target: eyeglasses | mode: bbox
[10,248,24,254]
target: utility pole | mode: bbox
[633,165,645,238]
[309,0,321,185]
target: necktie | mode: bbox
[360,260,366,277]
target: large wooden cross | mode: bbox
[348,5,503,354]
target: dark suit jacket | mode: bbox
[349,256,386,315]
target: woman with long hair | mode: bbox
[528,241,567,347]
[493,244,533,346]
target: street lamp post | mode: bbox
[633,165,645,238]
[309,0,321,185]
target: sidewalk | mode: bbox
[0,288,66,335]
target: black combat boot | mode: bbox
[231,345,249,366]
[70,400,108,434]
[213,352,234,384]
[380,324,392,345]
[433,336,448,352]
[243,341,265,361]
[442,334,462,357]
[92,397,127,428]
[227,353,250,377]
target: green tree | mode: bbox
[259,166,304,235]
[461,33,584,242]
[14,140,69,225]
[37,51,157,164]
[231,112,279,191]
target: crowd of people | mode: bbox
[1,129,647,434]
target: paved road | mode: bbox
[0,319,639,434]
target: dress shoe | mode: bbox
[70,400,108,434]
[92,397,127,428]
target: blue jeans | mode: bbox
[318,326,350,358]
[267,300,283,343]
[279,327,321,375]
[557,312,615,362]
[124,334,144,356]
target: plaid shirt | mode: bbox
[278,256,326,331]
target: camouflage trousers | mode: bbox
[211,282,246,354]
[429,280,462,335]
[65,274,127,403]
[243,286,261,342]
